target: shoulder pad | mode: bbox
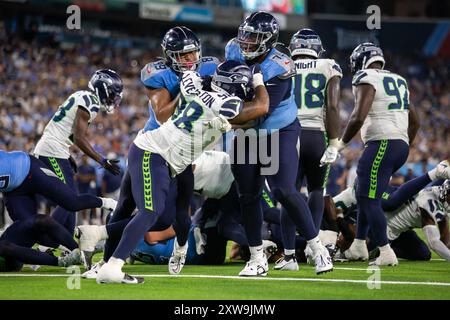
[140,60,169,86]
[352,70,370,86]
[201,56,220,65]
[326,59,343,76]
[218,96,243,119]
[264,49,295,80]
[76,91,100,114]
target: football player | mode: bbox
[138,26,220,273]
[328,43,421,265]
[274,28,342,271]
[77,60,268,284]
[33,69,123,234]
[226,11,333,276]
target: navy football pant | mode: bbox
[0,215,78,271]
[355,140,409,247]
[109,144,172,261]
[231,119,317,247]
[4,155,101,224]
[37,156,77,234]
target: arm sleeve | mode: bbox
[422,225,450,262]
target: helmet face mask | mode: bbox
[211,60,253,100]
[162,26,202,73]
[237,11,279,61]
[88,69,123,114]
[349,43,385,75]
[438,180,450,214]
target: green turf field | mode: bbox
[1,257,449,300]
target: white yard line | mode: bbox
[1,273,450,286]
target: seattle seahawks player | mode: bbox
[89,60,267,284]
[330,176,450,263]
[226,11,333,276]
[33,69,123,235]
[332,43,420,266]
[139,26,219,274]
[274,28,342,271]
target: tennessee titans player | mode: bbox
[139,27,220,272]
[333,43,421,266]
[226,11,333,276]
[33,69,123,235]
[274,28,342,271]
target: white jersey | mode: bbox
[134,71,242,175]
[34,90,100,159]
[386,187,449,241]
[193,151,234,199]
[352,69,410,144]
[334,186,449,241]
[293,58,342,130]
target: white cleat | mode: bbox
[100,197,117,211]
[75,225,106,269]
[432,160,450,180]
[82,260,104,279]
[314,247,333,275]
[273,255,299,271]
[57,249,82,267]
[370,248,398,266]
[304,245,314,265]
[239,254,269,277]
[96,261,144,284]
[344,240,369,261]
[168,240,188,275]
[262,240,278,260]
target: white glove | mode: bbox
[180,71,202,97]
[205,114,232,133]
[319,138,346,167]
[193,227,207,255]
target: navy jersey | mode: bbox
[140,56,220,132]
[225,38,297,131]
[0,151,30,193]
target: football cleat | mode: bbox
[168,240,188,275]
[273,255,299,271]
[262,240,278,260]
[314,248,333,275]
[58,249,82,267]
[239,254,269,277]
[82,260,104,279]
[304,245,315,265]
[344,240,369,261]
[430,160,450,180]
[96,261,144,284]
[369,247,398,266]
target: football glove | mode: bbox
[101,158,121,176]
[319,139,346,167]
[205,114,232,133]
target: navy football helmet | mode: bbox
[161,26,202,73]
[439,180,450,209]
[289,28,324,59]
[211,60,253,100]
[88,69,123,114]
[237,11,279,60]
[349,42,385,75]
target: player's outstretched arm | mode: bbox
[422,211,450,262]
[229,84,269,125]
[145,87,179,124]
[341,84,375,144]
[325,76,341,141]
[407,102,420,145]
[73,108,120,175]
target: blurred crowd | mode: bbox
[0,25,449,203]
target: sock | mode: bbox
[379,243,392,254]
[99,225,108,240]
[284,249,295,256]
[353,238,367,246]
[249,245,263,260]
[307,236,322,255]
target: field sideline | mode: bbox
[1,258,449,300]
